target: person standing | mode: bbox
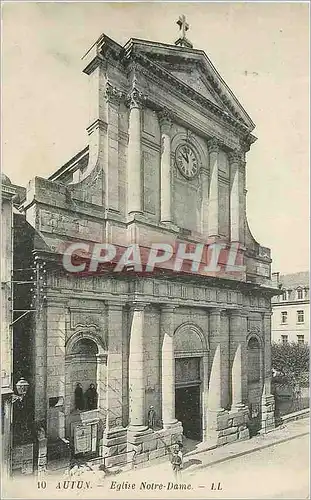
[170,444,182,481]
[85,383,98,410]
[147,405,156,429]
[74,383,84,410]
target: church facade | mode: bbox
[21,27,279,466]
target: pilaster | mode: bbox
[46,298,66,440]
[229,149,243,243]
[128,302,149,435]
[105,84,124,212]
[158,109,173,224]
[261,311,275,432]
[207,138,219,239]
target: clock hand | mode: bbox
[181,152,189,163]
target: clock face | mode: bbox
[175,144,199,179]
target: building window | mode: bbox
[297,289,303,300]
[297,335,305,345]
[281,311,288,324]
[281,335,288,344]
[281,291,287,301]
[297,310,304,323]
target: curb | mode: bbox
[185,429,309,476]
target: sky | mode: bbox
[2,2,309,274]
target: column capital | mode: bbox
[126,86,146,110]
[129,301,149,311]
[209,307,225,317]
[105,82,125,105]
[160,304,176,313]
[158,108,173,132]
[228,148,243,165]
[207,137,219,154]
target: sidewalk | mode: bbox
[123,414,309,480]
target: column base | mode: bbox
[206,407,250,446]
[163,418,178,429]
[232,402,246,410]
[127,422,183,469]
[127,425,152,442]
[101,426,128,467]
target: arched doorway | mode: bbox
[174,324,208,441]
[247,335,263,436]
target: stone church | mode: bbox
[19,21,279,466]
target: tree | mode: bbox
[271,342,309,388]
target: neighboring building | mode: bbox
[16,21,279,467]
[1,173,17,479]
[271,272,309,344]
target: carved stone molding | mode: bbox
[158,107,173,132]
[228,148,243,165]
[207,137,219,154]
[126,86,146,109]
[105,82,125,104]
[128,52,250,134]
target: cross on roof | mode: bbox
[175,14,193,49]
[177,14,189,39]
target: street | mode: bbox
[187,434,309,499]
[4,423,309,500]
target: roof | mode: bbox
[279,272,309,289]
[1,172,12,185]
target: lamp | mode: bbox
[12,377,29,403]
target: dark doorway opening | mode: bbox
[175,385,202,441]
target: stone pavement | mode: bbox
[124,415,310,480]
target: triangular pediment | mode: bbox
[123,38,255,130]
[161,66,226,109]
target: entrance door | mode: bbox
[175,385,201,440]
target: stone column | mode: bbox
[229,149,242,242]
[208,343,223,411]
[207,138,219,239]
[159,109,173,223]
[126,87,144,215]
[128,302,148,432]
[105,84,124,212]
[261,311,275,432]
[231,343,244,409]
[161,305,177,428]
[229,310,248,406]
[207,310,228,444]
[208,309,230,409]
[46,299,66,440]
[228,310,249,441]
